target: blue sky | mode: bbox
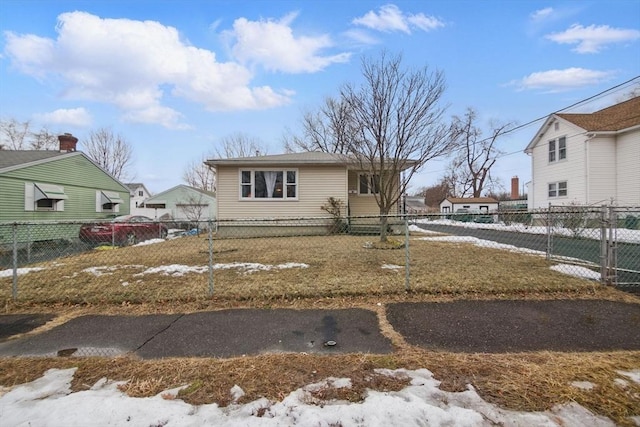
[1,0,639,194]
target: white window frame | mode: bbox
[548,136,567,163]
[95,190,122,213]
[24,182,66,212]
[239,169,298,200]
[358,173,380,195]
[548,181,568,198]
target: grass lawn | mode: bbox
[1,233,638,425]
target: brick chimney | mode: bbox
[510,176,519,200]
[58,133,78,152]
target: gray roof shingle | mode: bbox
[0,150,69,172]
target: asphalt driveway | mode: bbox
[0,309,392,358]
[1,300,639,358]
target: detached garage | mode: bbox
[439,197,499,213]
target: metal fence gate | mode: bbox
[547,205,640,291]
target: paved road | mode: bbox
[415,222,640,289]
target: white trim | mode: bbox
[238,168,299,201]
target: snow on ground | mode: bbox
[414,218,640,244]
[0,267,43,278]
[133,262,310,276]
[550,264,601,280]
[415,234,545,256]
[2,367,632,427]
[411,227,602,281]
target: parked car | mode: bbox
[454,208,494,224]
[79,215,168,246]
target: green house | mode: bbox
[0,134,130,247]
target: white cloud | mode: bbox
[546,24,640,53]
[224,12,350,73]
[123,105,190,130]
[352,4,444,34]
[509,67,616,92]
[34,107,92,127]
[343,29,380,46]
[407,13,445,32]
[3,12,294,128]
[530,7,554,22]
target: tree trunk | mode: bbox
[379,211,388,242]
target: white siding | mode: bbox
[217,165,348,220]
[587,136,617,204]
[616,130,640,205]
[529,118,587,208]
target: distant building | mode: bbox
[439,197,499,213]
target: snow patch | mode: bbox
[551,264,600,280]
[0,367,618,427]
[0,267,44,277]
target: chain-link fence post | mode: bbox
[26,223,31,263]
[404,216,410,291]
[546,204,552,261]
[607,206,617,286]
[208,219,214,297]
[12,223,18,300]
[600,205,609,285]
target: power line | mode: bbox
[490,75,640,143]
[417,76,640,182]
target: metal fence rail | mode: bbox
[1,207,638,303]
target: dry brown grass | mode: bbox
[1,233,638,424]
[1,234,603,307]
[0,350,638,425]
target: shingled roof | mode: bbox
[0,150,71,172]
[557,96,640,132]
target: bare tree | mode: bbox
[29,127,58,150]
[283,96,360,154]
[0,118,61,150]
[177,192,214,232]
[341,51,454,241]
[183,154,216,192]
[215,132,267,158]
[0,118,30,150]
[183,132,266,192]
[422,179,452,208]
[82,127,134,181]
[444,108,514,197]
[616,83,640,102]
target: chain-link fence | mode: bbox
[545,205,640,290]
[2,208,638,303]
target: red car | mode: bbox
[79,215,168,246]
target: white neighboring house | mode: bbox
[525,96,640,209]
[126,183,153,214]
[439,197,499,213]
[140,184,216,222]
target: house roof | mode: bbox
[0,150,129,192]
[205,151,350,166]
[442,197,499,204]
[525,96,640,153]
[144,184,215,202]
[205,151,418,170]
[125,183,145,190]
[556,96,640,132]
[0,150,80,173]
[405,197,427,210]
